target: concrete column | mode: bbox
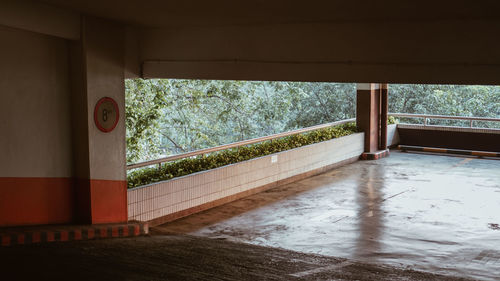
[70,16,127,224]
[379,83,388,150]
[356,83,381,153]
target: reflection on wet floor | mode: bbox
[354,163,385,261]
[158,151,500,281]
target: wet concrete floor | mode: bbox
[0,234,473,281]
[159,151,500,281]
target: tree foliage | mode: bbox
[389,84,500,127]
[126,80,500,164]
[125,79,356,163]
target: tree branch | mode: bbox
[161,133,186,152]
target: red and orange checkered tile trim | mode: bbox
[0,222,148,247]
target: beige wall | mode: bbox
[0,17,127,180]
[0,25,73,177]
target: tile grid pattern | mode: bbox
[128,133,365,223]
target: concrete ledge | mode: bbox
[360,149,390,160]
[387,124,399,147]
[397,124,500,135]
[399,145,500,158]
[0,221,149,247]
[397,125,500,152]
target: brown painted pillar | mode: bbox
[70,16,128,224]
[379,83,388,150]
[356,83,381,153]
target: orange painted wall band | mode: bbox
[0,178,73,226]
[89,179,128,224]
[0,177,127,227]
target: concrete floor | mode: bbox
[0,234,472,281]
[159,151,500,281]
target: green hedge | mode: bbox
[127,122,360,188]
[388,115,398,125]
[127,119,400,188]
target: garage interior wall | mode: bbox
[1,0,499,227]
[0,25,74,226]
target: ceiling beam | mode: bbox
[0,0,80,40]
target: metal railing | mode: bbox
[389,113,500,128]
[127,118,356,170]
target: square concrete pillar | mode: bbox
[356,83,381,153]
[380,83,388,150]
[356,83,389,155]
[70,16,127,224]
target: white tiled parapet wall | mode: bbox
[127,133,365,223]
[387,124,400,147]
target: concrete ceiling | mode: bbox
[39,0,500,28]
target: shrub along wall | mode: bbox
[127,123,360,188]
[127,118,400,189]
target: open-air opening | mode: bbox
[125,79,357,163]
[125,80,499,188]
[123,80,500,280]
[125,79,359,188]
[389,84,500,128]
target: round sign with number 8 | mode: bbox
[94,97,119,133]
